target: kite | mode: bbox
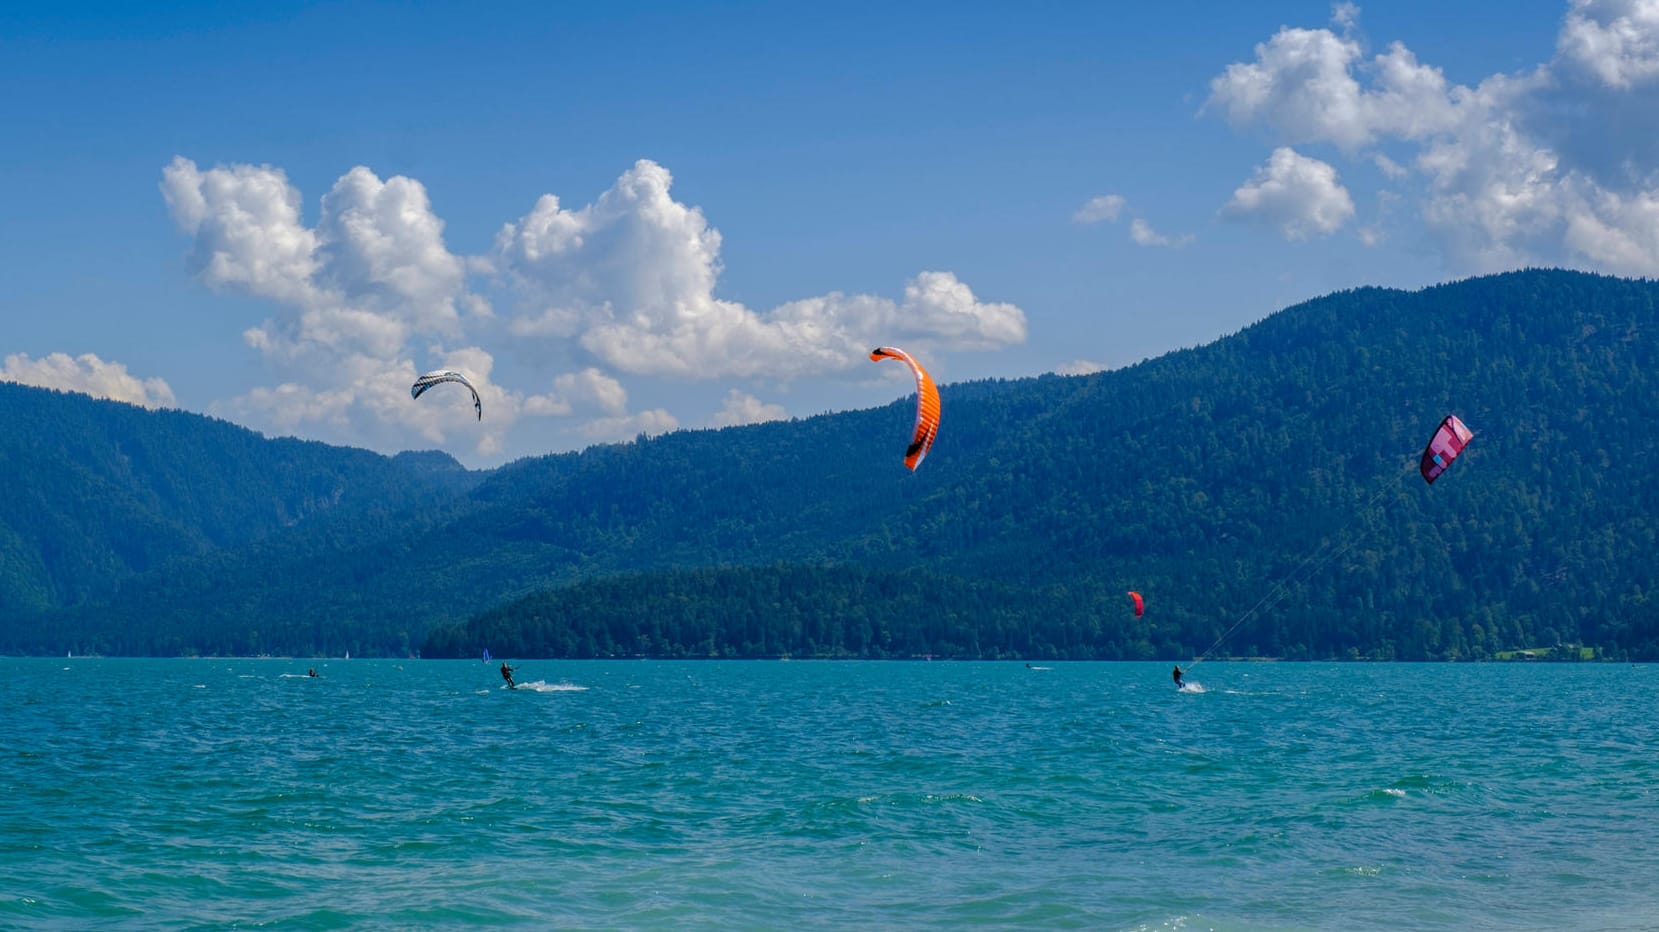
[411,370,482,421]
[869,346,941,471]
[1419,414,1473,484]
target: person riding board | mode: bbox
[1172,665,1185,689]
[500,661,518,689]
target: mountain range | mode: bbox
[5,269,1656,661]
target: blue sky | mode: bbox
[2,0,1649,466]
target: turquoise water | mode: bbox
[3,659,1657,930]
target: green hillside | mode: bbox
[0,384,480,616]
[6,269,1659,660]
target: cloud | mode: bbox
[710,390,789,427]
[1054,359,1109,376]
[165,156,1024,461]
[1558,0,1659,88]
[551,367,629,416]
[163,158,523,457]
[1374,153,1408,178]
[1331,2,1361,34]
[1561,182,1659,272]
[216,349,520,456]
[494,160,1027,379]
[1411,77,1571,272]
[1,352,176,409]
[1073,193,1193,247]
[1358,190,1399,245]
[520,394,573,417]
[160,157,319,305]
[1221,147,1357,239]
[315,167,469,338]
[580,408,680,443]
[1073,194,1126,224]
[1205,28,1459,151]
[1206,3,1659,275]
[897,270,1028,346]
[162,157,472,362]
[514,366,686,442]
[1129,218,1196,248]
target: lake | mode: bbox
[3,659,1656,929]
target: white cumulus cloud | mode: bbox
[552,368,630,416]
[216,349,518,457]
[1205,27,1459,151]
[711,390,789,427]
[160,157,319,305]
[162,157,472,362]
[1,352,177,409]
[163,158,517,456]
[1205,3,1659,275]
[580,409,680,443]
[316,166,469,338]
[1222,147,1357,239]
[1558,0,1659,88]
[1561,182,1659,274]
[494,160,1026,379]
[165,156,1025,462]
[514,366,686,442]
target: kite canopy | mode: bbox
[1128,591,1144,617]
[1419,414,1473,484]
[869,346,941,471]
[411,370,482,421]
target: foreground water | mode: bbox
[3,659,1657,930]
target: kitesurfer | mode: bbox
[308,668,318,678]
[1172,665,1184,689]
[500,662,518,689]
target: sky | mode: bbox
[3,0,1654,467]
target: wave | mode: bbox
[510,680,587,693]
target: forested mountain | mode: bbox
[6,269,1659,660]
[0,384,477,615]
